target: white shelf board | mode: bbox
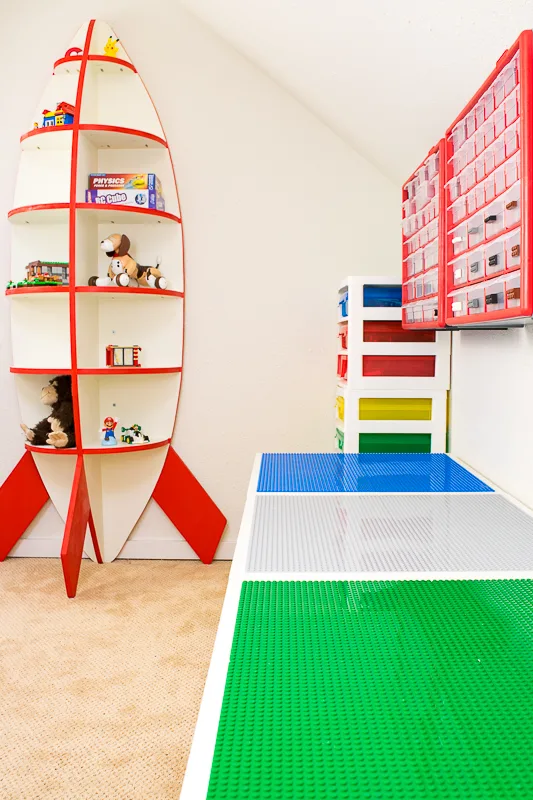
[54,58,135,77]
[342,387,448,399]
[76,205,179,225]
[359,307,402,321]
[79,127,166,149]
[9,206,69,225]
[21,128,73,152]
[355,419,435,434]
[361,341,440,356]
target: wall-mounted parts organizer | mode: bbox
[445,31,532,326]
[402,30,533,329]
[402,141,447,329]
[0,20,227,597]
[336,276,450,453]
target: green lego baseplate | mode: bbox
[207,580,533,799]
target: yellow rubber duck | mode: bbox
[104,37,120,58]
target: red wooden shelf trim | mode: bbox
[20,126,74,143]
[8,203,69,218]
[82,439,171,455]
[88,55,136,71]
[11,367,71,374]
[53,55,136,73]
[8,202,181,224]
[77,367,182,375]
[78,124,167,147]
[20,124,167,148]
[12,367,181,375]
[75,202,181,223]
[25,444,76,455]
[76,286,183,298]
[25,439,171,456]
[6,287,70,296]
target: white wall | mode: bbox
[0,3,399,558]
[451,328,533,508]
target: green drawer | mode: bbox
[358,432,431,453]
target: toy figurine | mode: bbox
[20,375,75,449]
[88,233,167,289]
[101,416,118,446]
[103,37,120,58]
[121,424,150,445]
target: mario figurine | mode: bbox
[101,416,118,446]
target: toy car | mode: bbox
[120,424,150,445]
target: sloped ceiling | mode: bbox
[183,0,533,184]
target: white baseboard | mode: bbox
[117,539,235,560]
[9,537,62,558]
[8,537,236,560]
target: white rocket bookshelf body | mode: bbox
[8,21,184,564]
[335,276,450,454]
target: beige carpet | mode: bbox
[0,559,230,800]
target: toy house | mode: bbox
[105,344,142,367]
[26,260,69,285]
[42,101,75,127]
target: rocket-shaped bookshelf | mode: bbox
[0,20,226,596]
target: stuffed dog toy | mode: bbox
[88,233,167,289]
[20,375,75,449]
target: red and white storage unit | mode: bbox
[445,31,532,326]
[402,141,447,330]
[336,276,450,454]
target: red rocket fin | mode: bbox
[0,452,49,560]
[152,447,227,563]
[61,456,92,597]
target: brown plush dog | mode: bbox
[88,233,167,289]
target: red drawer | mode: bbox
[338,326,348,349]
[337,354,348,379]
[363,321,435,343]
[362,355,435,377]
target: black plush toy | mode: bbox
[20,375,75,449]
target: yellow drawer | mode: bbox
[336,396,345,422]
[359,397,432,421]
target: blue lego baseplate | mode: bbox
[256,453,493,493]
